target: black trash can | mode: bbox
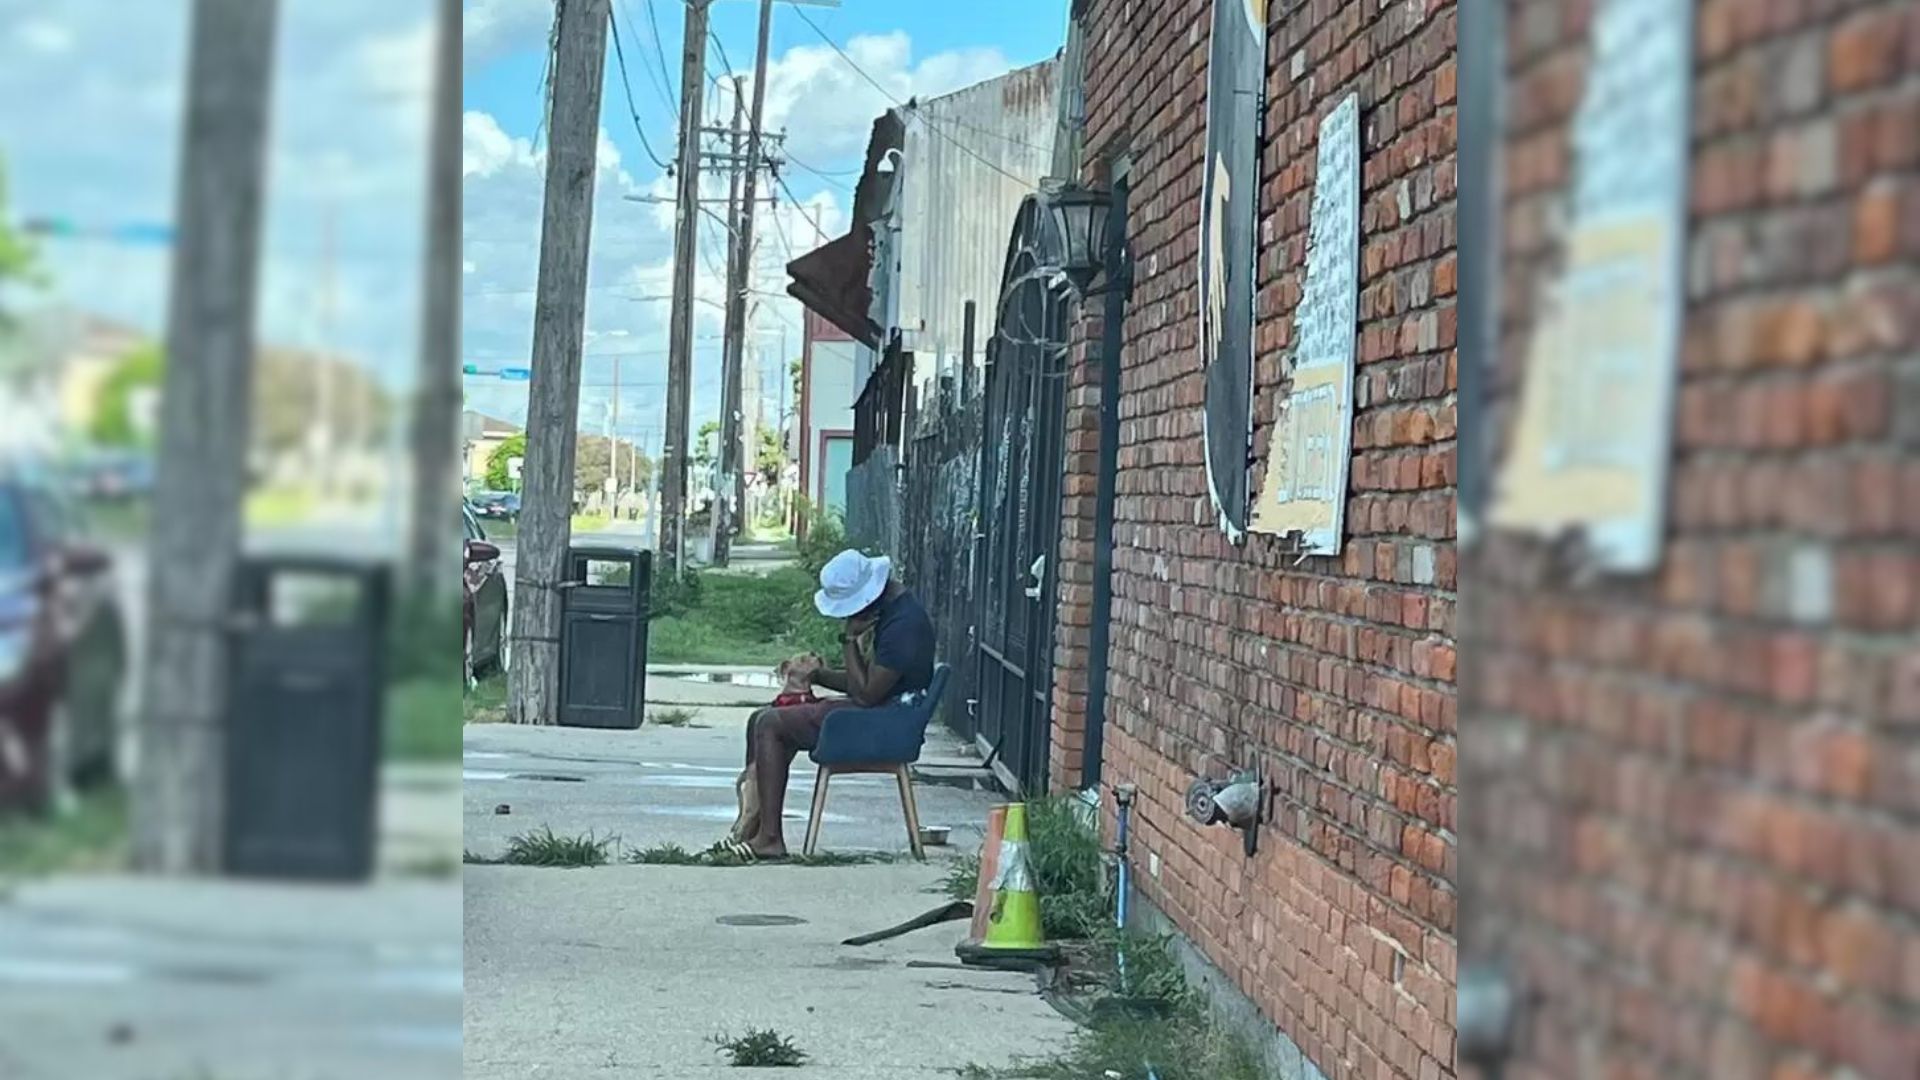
[558,545,651,729]
[224,557,388,881]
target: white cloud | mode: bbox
[14,19,74,55]
[757,32,1018,166]
[464,110,539,177]
[464,0,551,68]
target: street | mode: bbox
[462,675,1078,1077]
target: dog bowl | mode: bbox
[918,825,951,847]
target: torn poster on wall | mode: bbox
[1252,93,1360,555]
[1489,0,1692,572]
[1199,0,1267,542]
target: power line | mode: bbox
[641,0,680,113]
[614,0,675,113]
[782,149,859,178]
[781,154,854,193]
[607,12,675,171]
[784,0,1050,175]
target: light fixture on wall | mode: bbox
[1041,182,1114,295]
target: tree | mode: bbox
[574,433,651,496]
[755,424,782,484]
[485,433,526,491]
[0,156,42,331]
[692,419,720,473]
[91,344,166,447]
[87,343,392,455]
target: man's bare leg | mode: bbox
[748,713,810,857]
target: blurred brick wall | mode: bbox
[1465,1,1920,1077]
[1052,2,1460,1077]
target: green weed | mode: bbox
[498,828,615,868]
[712,1028,807,1068]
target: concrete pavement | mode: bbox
[0,876,461,1080]
[463,674,1077,1076]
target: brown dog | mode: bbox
[728,654,822,843]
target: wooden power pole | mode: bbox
[408,0,464,598]
[658,0,710,576]
[709,78,747,566]
[506,0,609,725]
[713,0,777,567]
[134,0,278,874]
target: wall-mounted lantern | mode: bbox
[1041,182,1114,295]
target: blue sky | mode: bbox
[461,0,1069,453]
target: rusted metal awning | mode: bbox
[785,233,879,349]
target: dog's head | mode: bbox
[776,654,818,695]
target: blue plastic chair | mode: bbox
[803,663,951,860]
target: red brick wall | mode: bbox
[1465,1,1920,1077]
[1052,2,1460,1078]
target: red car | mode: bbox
[0,472,126,814]
[463,503,508,683]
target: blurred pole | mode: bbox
[714,0,776,566]
[134,0,279,874]
[710,77,746,565]
[506,0,609,725]
[659,0,711,577]
[408,0,464,596]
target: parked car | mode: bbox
[0,470,127,814]
[471,491,520,520]
[463,503,508,682]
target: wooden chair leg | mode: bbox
[896,765,926,861]
[803,766,831,856]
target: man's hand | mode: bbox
[844,611,880,639]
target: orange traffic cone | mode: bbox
[956,802,1059,967]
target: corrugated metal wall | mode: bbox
[894,59,1058,406]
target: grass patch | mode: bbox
[387,677,462,760]
[398,852,461,878]
[243,487,317,528]
[941,849,982,900]
[497,828,615,868]
[464,673,510,723]
[712,1029,807,1068]
[463,849,502,865]
[626,842,705,865]
[82,498,150,541]
[646,706,701,728]
[646,567,839,666]
[570,513,613,534]
[0,787,128,878]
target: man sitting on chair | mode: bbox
[733,549,934,860]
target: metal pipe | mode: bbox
[1112,784,1135,991]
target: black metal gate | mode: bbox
[973,197,1071,794]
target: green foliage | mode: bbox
[1026,796,1109,941]
[754,426,783,484]
[646,567,838,666]
[499,828,615,868]
[390,589,464,684]
[692,419,721,472]
[386,677,461,760]
[646,706,700,727]
[712,1029,807,1068]
[485,433,526,491]
[90,343,164,448]
[792,497,847,576]
[649,565,704,618]
[0,157,42,329]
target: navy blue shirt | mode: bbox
[871,588,936,695]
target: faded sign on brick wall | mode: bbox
[1489,0,1692,571]
[1199,0,1268,541]
[1253,93,1360,554]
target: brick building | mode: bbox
[1464,1,1920,1078]
[1045,2,1460,1078]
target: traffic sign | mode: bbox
[499,367,533,381]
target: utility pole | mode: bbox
[714,0,776,566]
[710,77,746,565]
[609,354,620,504]
[506,0,609,726]
[659,0,710,576]
[408,0,463,598]
[134,0,278,874]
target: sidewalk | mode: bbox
[0,765,463,1079]
[463,674,1074,1076]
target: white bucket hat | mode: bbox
[814,549,892,619]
